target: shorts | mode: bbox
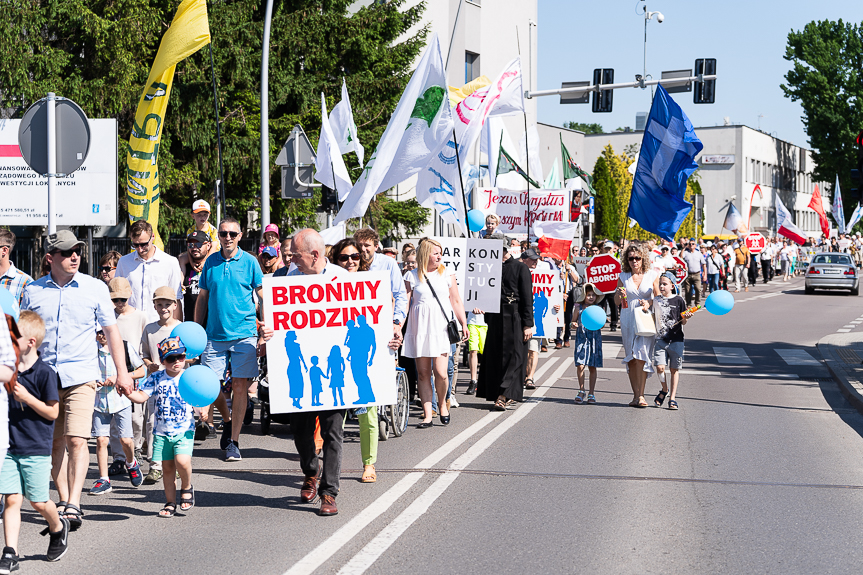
[55,381,97,439]
[201,336,259,379]
[92,406,133,438]
[528,338,540,353]
[654,339,684,370]
[0,453,52,502]
[152,429,195,461]
[467,325,487,353]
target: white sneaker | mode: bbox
[449,395,460,408]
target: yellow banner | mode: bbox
[448,75,491,107]
[126,0,211,249]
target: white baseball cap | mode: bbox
[192,200,211,214]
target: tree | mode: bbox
[782,19,863,220]
[0,0,430,238]
[564,121,603,134]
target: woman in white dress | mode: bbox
[614,242,660,408]
[403,239,468,428]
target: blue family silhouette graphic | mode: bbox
[344,316,377,404]
[327,345,346,407]
[308,356,327,407]
[533,291,549,337]
[284,331,308,409]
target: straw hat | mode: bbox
[576,282,605,304]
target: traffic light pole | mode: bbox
[524,74,717,99]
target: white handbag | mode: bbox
[633,307,657,337]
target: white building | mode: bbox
[582,124,829,238]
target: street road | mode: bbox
[15,276,863,574]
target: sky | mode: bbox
[536,0,863,150]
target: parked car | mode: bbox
[805,252,859,295]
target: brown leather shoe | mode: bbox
[300,475,318,503]
[563,342,570,348]
[319,494,338,516]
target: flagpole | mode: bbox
[209,43,226,212]
[451,129,471,237]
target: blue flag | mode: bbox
[627,86,703,241]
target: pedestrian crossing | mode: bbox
[711,347,821,366]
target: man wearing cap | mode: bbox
[115,220,184,323]
[187,199,219,248]
[178,231,212,322]
[22,230,133,530]
[195,217,273,462]
[0,229,33,308]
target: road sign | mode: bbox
[745,232,766,254]
[673,256,688,284]
[18,96,90,176]
[275,124,318,199]
[585,254,621,294]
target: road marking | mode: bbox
[775,349,821,366]
[850,320,862,324]
[284,359,562,575]
[602,343,622,359]
[713,347,753,365]
[335,361,573,575]
[737,373,799,379]
[838,329,852,333]
[598,367,721,376]
[843,325,857,329]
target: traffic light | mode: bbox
[319,185,338,213]
[693,58,716,104]
[592,68,614,113]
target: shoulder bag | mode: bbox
[426,275,461,344]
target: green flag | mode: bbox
[497,135,540,188]
[561,134,596,196]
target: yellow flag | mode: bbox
[448,75,491,107]
[126,0,211,249]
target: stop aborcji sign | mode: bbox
[585,254,622,294]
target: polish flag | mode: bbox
[776,196,806,245]
[534,222,578,260]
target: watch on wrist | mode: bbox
[393,319,401,326]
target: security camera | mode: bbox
[656,12,664,23]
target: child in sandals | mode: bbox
[652,274,692,410]
[126,337,195,517]
[571,283,604,404]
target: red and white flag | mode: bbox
[534,222,578,260]
[776,196,806,245]
[808,184,830,238]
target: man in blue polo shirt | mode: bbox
[195,217,272,462]
[354,228,407,342]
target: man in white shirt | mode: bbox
[115,221,183,322]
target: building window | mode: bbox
[465,51,480,83]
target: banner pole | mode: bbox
[452,129,471,237]
[209,43,226,212]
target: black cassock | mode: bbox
[477,256,534,402]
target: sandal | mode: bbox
[505,399,517,409]
[654,390,668,407]
[179,486,195,511]
[158,502,177,518]
[493,398,507,411]
[586,394,596,404]
[361,465,377,483]
[574,390,586,404]
[60,503,84,531]
[524,378,536,390]
[668,400,679,410]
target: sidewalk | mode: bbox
[817,332,863,413]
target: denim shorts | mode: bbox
[152,429,195,461]
[201,336,259,379]
[654,339,684,370]
[92,406,133,438]
[0,454,52,502]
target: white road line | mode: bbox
[336,361,573,575]
[284,359,562,575]
[843,325,857,329]
[713,347,753,365]
[838,329,852,333]
[775,349,821,366]
[602,343,622,359]
[737,373,799,379]
[850,320,862,324]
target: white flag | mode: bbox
[415,136,467,235]
[330,78,364,168]
[319,222,346,245]
[519,124,543,187]
[313,93,353,201]
[847,203,863,232]
[833,174,846,234]
[335,34,452,225]
[484,117,519,188]
[544,158,561,190]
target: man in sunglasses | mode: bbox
[354,228,407,345]
[195,218,273,462]
[0,229,33,308]
[115,221,183,323]
[681,240,706,306]
[22,230,134,530]
[178,231,212,323]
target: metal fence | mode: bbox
[10,236,260,278]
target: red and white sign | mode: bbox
[745,232,766,254]
[477,188,570,235]
[530,262,563,338]
[673,256,687,284]
[585,254,622,294]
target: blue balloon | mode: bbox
[171,322,207,359]
[178,365,221,407]
[705,290,735,316]
[0,289,19,322]
[467,209,486,233]
[581,305,606,331]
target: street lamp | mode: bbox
[641,4,665,89]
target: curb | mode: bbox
[817,335,863,415]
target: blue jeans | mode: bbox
[707,273,719,292]
[432,343,457,412]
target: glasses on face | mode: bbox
[628,256,642,262]
[218,231,240,239]
[591,249,599,254]
[165,354,186,362]
[131,238,152,249]
[112,298,128,303]
[100,266,115,273]
[338,253,362,263]
[187,241,204,249]
[262,253,276,260]
[57,247,83,258]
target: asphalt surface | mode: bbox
[12,275,863,574]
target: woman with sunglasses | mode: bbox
[330,238,380,483]
[614,242,660,408]
[98,251,121,285]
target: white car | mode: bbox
[804,252,859,295]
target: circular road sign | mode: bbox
[672,256,688,284]
[585,254,622,294]
[745,232,766,255]
[18,96,91,177]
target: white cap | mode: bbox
[192,199,211,214]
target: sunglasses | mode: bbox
[96,331,105,337]
[111,298,128,303]
[187,241,205,248]
[338,253,362,262]
[628,257,642,261]
[262,253,276,260]
[56,247,83,258]
[132,239,152,248]
[100,266,115,273]
[219,231,240,239]
[165,354,186,362]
